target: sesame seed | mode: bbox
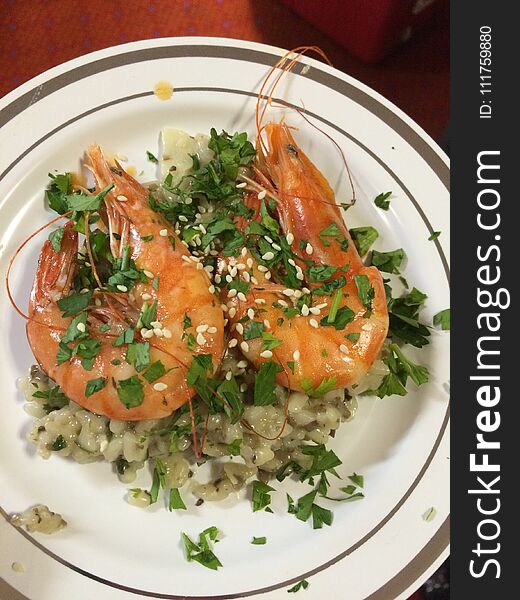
[196,324,209,333]
[237,292,247,302]
[163,329,172,338]
[159,229,168,237]
[302,287,311,294]
[260,350,273,359]
[339,344,349,354]
[228,289,237,298]
[153,382,168,392]
[207,326,217,334]
[221,304,228,312]
[228,338,238,348]
[257,265,268,272]
[226,275,233,283]
[185,197,193,205]
[305,243,313,255]
[215,274,222,284]
[150,321,162,328]
[316,303,328,310]
[242,271,251,282]
[264,235,273,244]
[196,262,203,270]
[257,190,267,200]
[224,319,229,328]
[236,182,247,189]
[247,308,255,319]
[251,276,259,285]
[286,232,294,244]
[278,299,289,308]
[272,243,282,251]
[293,350,300,361]
[225,371,233,380]
[77,322,86,333]
[196,333,206,345]
[181,241,189,247]
[181,256,191,263]
[178,215,188,222]
[246,258,254,268]
[198,224,207,234]
[142,293,152,300]
[236,263,246,270]
[230,267,238,277]
[229,307,237,318]
[241,246,248,256]
[154,328,163,337]
[294,290,303,299]
[262,251,275,261]
[144,270,154,278]
[95,298,102,307]
[264,272,272,280]
[204,265,214,272]
[309,307,321,315]
[282,289,294,297]
[240,383,248,392]
[288,258,296,267]
[310,318,319,328]
[240,341,250,352]
[80,288,89,293]
[208,285,216,293]
[236,323,244,334]
[116,284,128,292]
[255,298,266,305]
[85,261,91,267]
[296,272,304,281]
[143,329,154,339]
[116,194,128,202]
[263,319,271,329]
[301,304,309,316]
[237,360,248,368]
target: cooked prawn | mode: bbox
[224,122,389,392]
[26,147,224,420]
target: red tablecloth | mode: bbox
[1,3,448,599]
[1,0,448,141]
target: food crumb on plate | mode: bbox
[11,562,26,573]
[10,504,67,534]
[153,80,174,101]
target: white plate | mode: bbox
[0,37,449,600]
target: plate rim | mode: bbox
[0,36,450,600]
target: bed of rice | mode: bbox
[16,358,391,506]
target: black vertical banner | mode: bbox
[451,3,515,598]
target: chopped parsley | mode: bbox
[182,527,222,570]
[116,375,145,408]
[287,579,309,593]
[85,377,106,397]
[301,377,337,397]
[146,150,158,163]
[375,343,429,398]
[251,536,267,545]
[169,488,187,511]
[374,191,392,210]
[350,226,379,256]
[32,385,69,412]
[428,231,441,241]
[251,481,274,512]
[433,308,450,330]
[48,227,64,253]
[371,248,405,274]
[253,360,282,406]
[51,434,67,451]
[354,274,375,317]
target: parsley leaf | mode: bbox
[354,274,375,317]
[48,227,64,253]
[85,377,106,397]
[371,248,405,274]
[428,231,441,241]
[169,488,187,511]
[287,579,309,593]
[182,528,222,570]
[301,376,337,397]
[320,306,355,330]
[374,191,392,210]
[56,291,92,317]
[143,360,167,383]
[261,331,282,351]
[433,308,450,330]
[116,375,144,408]
[113,327,135,347]
[51,435,67,451]
[32,385,69,412]
[65,183,114,212]
[146,150,158,163]
[243,320,265,340]
[126,342,150,372]
[350,226,379,256]
[251,536,267,545]
[254,360,282,406]
[252,480,275,512]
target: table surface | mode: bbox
[0,2,448,599]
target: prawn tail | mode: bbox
[30,220,78,311]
